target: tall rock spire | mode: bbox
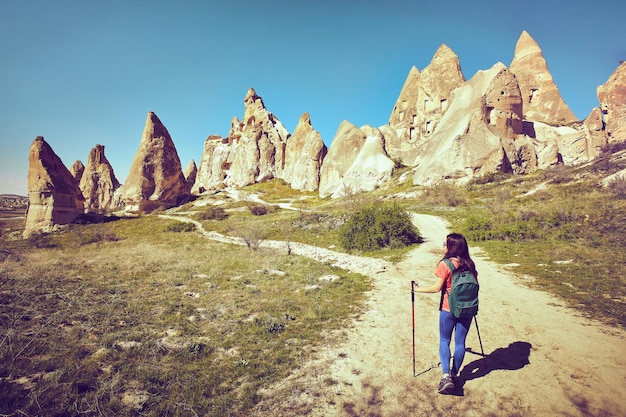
[510,31,577,125]
[79,144,121,213]
[386,44,465,166]
[121,112,189,211]
[225,88,290,187]
[282,113,327,191]
[23,136,84,237]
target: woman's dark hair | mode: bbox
[444,233,476,275]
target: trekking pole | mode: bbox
[474,316,488,369]
[411,281,416,377]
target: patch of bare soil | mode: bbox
[246,213,626,417]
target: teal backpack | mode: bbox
[441,258,479,318]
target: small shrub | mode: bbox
[229,224,267,250]
[27,231,57,248]
[460,212,493,242]
[256,317,286,335]
[165,221,195,233]
[469,171,511,185]
[247,204,276,216]
[339,202,421,251]
[422,183,466,207]
[607,174,626,199]
[196,207,228,221]
[491,221,536,242]
[75,226,119,245]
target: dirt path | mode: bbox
[163,212,626,416]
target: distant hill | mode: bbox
[0,194,28,208]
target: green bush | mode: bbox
[460,211,493,242]
[165,221,195,232]
[339,202,421,251]
[248,204,276,216]
[196,206,228,220]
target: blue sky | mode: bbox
[1,0,624,195]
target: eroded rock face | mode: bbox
[24,136,84,237]
[597,62,626,143]
[387,45,465,166]
[411,64,524,185]
[226,88,290,187]
[192,135,230,193]
[319,122,394,198]
[193,88,323,193]
[183,159,197,191]
[583,107,609,157]
[79,144,121,213]
[510,30,577,125]
[282,113,327,191]
[121,112,189,211]
[70,160,84,182]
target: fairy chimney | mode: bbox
[24,136,84,237]
[70,160,85,182]
[183,159,197,191]
[387,45,466,166]
[282,113,327,191]
[509,31,577,125]
[121,112,189,211]
[79,144,121,213]
[225,88,290,187]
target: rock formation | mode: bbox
[597,61,626,143]
[70,160,84,182]
[192,135,230,193]
[411,63,525,185]
[225,88,290,187]
[22,32,626,207]
[183,159,197,191]
[192,88,324,193]
[282,113,327,191]
[79,144,121,213]
[509,31,578,125]
[583,107,609,156]
[23,136,84,237]
[388,45,466,166]
[121,112,189,211]
[380,31,621,187]
[319,121,394,198]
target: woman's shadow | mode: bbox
[452,341,532,396]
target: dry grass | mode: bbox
[0,216,371,416]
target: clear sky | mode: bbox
[1,0,624,195]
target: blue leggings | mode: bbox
[439,310,472,374]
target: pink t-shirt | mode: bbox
[435,258,478,312]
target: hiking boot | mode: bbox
[438,374,455,394]
[450,367,458,382]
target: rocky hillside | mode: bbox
[0,195,28,208]
[21,30,626,237]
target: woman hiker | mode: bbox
[412,233,478,394]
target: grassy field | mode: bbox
[0,215,371,416]
[1,152,625,415]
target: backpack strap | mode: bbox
[442,258,456,273]
[439,258,456,311]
